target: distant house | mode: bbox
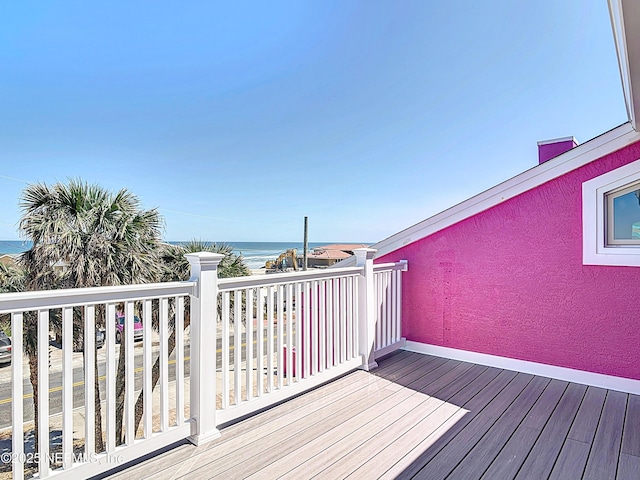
[305,244,369,267]
[0,254,18,267]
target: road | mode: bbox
[0,329,287,429]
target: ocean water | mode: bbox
[0,240,346,270]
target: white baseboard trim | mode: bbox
[404,341,640,395]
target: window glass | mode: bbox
[607,183,640,245]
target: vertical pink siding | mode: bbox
[379,140,640,381]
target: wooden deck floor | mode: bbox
[98,351,640,479]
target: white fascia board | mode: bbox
[609,0,639,130]
[339,123,639,264]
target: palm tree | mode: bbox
[18,179,163,452]
[130,240,249,436]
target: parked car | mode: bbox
[73,328,105,352]
[95,329,105,349]
[0,332,11,365]
[115,313,143,343]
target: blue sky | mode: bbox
[0,1,628,243]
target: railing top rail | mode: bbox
[0,281,196,313]
[218,266,363,291]
[373,260,408,273]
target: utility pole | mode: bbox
[303,216,308,271]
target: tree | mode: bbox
[18,179,163,452]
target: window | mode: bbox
[583,159,640,266]
[606,182,640,246]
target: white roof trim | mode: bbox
[536,136,578,146]
[609,0,639,130]
[336,123,640,266]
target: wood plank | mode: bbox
[211,389,413,479]
[213,368,376,441]
[198,381,400,478]
[386,369,518,479]
[208,350,428,448]
[621,394,640,456]
[278,392,437,479]
[375,366,503,480]
[406,360,473,395]
[218,372,395,448]
[322,364,487,479]
[446,375,550,479]
[583,390,628,480]
[376,353,443,384]
[548,438,590,480]
[104,442,197,480]
[294,364,487,479]
[568,386,607,444]
[480,379,568,480]
[617,453,640,480]
[514,382,587,479]
[412,373,534,479]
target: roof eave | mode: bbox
[609,0,640,130]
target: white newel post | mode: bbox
[355,248,378,371]
[186,252,225,446]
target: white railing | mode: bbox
[0,282,194,480]
[215,267,363,424]
[373,260,408,359]
[0,248,406,479]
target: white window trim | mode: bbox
[583,158,640,266]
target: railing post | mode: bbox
[186,252,225,446]
[355,248,378,371]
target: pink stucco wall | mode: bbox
[378,140,640,381]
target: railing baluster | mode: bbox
[389,271,396,343]
[62,306,73,469]
[353,275,359,359]
[37,309,50,477]
[12,312,24,480]
[246,288,254,400]
[340,277,347,363]
[125,301,135,443]
[221,291,230,408]
[160,297,169,431]
[256,289,264,396]
[294,282,302,382]
[397,270,402,340]
[106,303,116,452]
[303,282,310,379]
[267,285,274,391]
[346,277,353,360]
[142,299,153,438]
[377,273,383,350]
[277,285,284,389]
[326,279,333,368]
[332,278,340,366]
[234,290,242,404]
[285,284,293,384]
[84,305,95,456]
[311,280,318,376]
[176,296,184,424]
[319,280,326,372]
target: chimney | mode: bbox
[537,136,578,164]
